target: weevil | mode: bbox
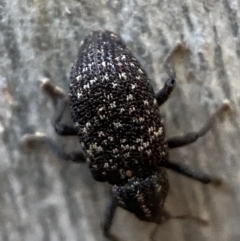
[30,30,230,237]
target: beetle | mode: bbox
[30,30,230,237]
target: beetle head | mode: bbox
[112,169,169,223]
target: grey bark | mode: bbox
[0,1,240,241]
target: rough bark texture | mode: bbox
[0,1,240,241]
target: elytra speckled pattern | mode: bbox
[69,31,168,185]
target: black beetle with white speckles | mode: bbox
[70,31,170,223]
[40,30,230,236]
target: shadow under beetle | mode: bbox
[34,31,230,236]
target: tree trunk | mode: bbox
[0,1,239,241]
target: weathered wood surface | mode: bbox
[0,1,240,241]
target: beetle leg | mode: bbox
[40,78,78,136]
[53,97,77,136]
[155,63,176,106]
[155,77,175,106]
[157,209,208,225]
[150,209,208,241]
[102,194,118,236]
[21,133,86,163]
[164,161,222,186]
[167,101,231,148]
[45,136,85,163]
[165,161,211,184]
